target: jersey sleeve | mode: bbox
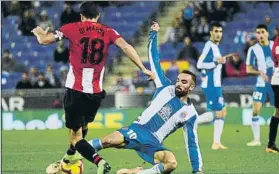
[54,23,75,41]
[108,28,121,43]
[182,115,203,173]
[272,37,279,67]
[148,31,171,88]
[246,47,256,66]
[197,43,218,70]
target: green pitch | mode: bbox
[2,125,279,174]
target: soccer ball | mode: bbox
[60,160,83,174]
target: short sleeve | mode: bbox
[108,28,121,43]
[55,23,75,41]
[246,47,255,66]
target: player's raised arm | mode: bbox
[147,22,171,88]
[32,23,75,45]
[196,42,222,70]
[182,118,203,173]
[31,26,56,45]
[113,31,155,81]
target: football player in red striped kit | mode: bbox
[32,2,154,173]
[266,34,279,153]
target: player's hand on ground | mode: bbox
[143,69,156,81]
[151,21,160,32]
[216,57,226,64]
[31,26,50,36]
[260,72,268,82]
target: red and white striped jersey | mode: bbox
[55,21,121,93]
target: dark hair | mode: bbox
[181,70,196,85]
[209,21,223,31]
[256,24,268,32]
[79,1,99,19]
[4,49,10,53]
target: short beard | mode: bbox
[175,89,188,98]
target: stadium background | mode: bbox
[1,1,279,174]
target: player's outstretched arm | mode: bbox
[115,38,155,81]
[182,119,203,173]
[31,26,56,45]
[148,22,171,88]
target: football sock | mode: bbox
[75,139,102,165]
[82,128,88,138]
[89,138,103,151]
[268,116,279,148]
[214,117,224,144]
[251,116,260,141]
[137,163,164,174]
[66,144,76,155]
[197,112,214,124]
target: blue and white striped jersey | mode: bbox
[246,41,274,87]
[133,31,198,143]
[197,41,223,88]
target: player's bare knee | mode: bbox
[253,111,259,116]
[215,111,224,119]
[252,108,260,116]
[222,108,227,117]
[164,159,178,171]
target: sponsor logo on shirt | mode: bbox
[158,104,173,122]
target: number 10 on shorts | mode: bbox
[127,129,137,139]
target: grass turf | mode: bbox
[2,125,279,174]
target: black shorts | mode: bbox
[272,85,279,108]
[63,88,106,131]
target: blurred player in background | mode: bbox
[246,24,275,147]
[31,2,154,173]
[197,22,232,150]
[266,33,279,153]
[89,22,203,174]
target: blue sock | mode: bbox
[89,139,103,151]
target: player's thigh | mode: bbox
[83,91,106,124]
[154,150,177,168]
[101,131,125,148]
[63,88,84,131]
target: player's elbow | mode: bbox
[246,67,252,74]
[196,62,202,69]
[121,43,132,52]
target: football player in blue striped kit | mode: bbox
[88,22,203,174]
[197,22,232,150]
[246,24,275,147]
